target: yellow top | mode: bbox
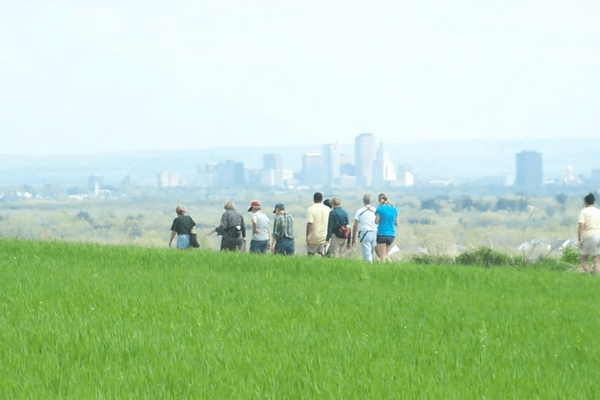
[578,206,600,240]
[307,203,330,244]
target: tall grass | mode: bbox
[0,238,598,399]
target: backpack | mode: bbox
[226,225,241,238]
[335,225,350,239]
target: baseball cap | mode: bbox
[273,203,285,213]
[248,200,260,212]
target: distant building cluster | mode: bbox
[83,136,596,193]
[156,133,416,189]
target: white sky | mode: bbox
[1,0,598,155]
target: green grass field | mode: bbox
[1,239,598,399]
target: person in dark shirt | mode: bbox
[169,205,195,249]
[208,199,246,251]
[326,197,351,258]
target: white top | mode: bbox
[578,206,600,240]
[354,205,377,233]
[251,211,270,241]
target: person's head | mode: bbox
[363,193,372,206]
[584,193,595,206]
[378,193,389,204]
[330,197,341,208]
[313,192,323,203]
[323,198,332,208]
[273,203,285,214]
[223,199,236,211]
[175,205,186,215]
[248,200,261,212]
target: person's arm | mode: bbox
[395,215,399,227]
[326,211,335,242]
[374,215,381,225]
[169,230,177,247]
[351,219,359,246]
[306,223,313,245]
[252,215,259,235]
[578,222,586,249]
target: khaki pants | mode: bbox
[329,236,347,258]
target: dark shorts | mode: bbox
[376,234,395,245]
[249,240,269,254]
[274,238,295,256]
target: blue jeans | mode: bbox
[177,234,190,249]
[250,240,269,254]
[274,238,295,255]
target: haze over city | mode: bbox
[1,0,598,156]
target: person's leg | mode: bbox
[361,232,376,262]
[580,254,591,273]
[592,255,600,275]
[376,243,387,262]
[331,237,345,257]
[249,240,259,253]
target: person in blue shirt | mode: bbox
[375,193,399,262]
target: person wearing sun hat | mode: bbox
[248,200,270,253]
[272,203,295,255]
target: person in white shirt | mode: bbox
[350,194,378,262]
[577,193,600,274]
[248,200,270,253]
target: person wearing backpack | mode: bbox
[169,205,196,249]
[350,194,378,262]
[326,197,351,258]
[208,199,246,251]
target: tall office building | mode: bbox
[263,153,283,171]
[215,160,245,187]
[515,151,543,191]
[322,142,341,186]
[262,153,284,186]
[355,133,377,187]
[372,143,396,187]
[302,153,322,186]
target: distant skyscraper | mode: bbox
[262,153,284,186]
[215,160,245,187]
[515,151,543,190]
[355,133,377,187]
[302,153,322,186]
[322,142,341,186]
[263,153,283,171]
[372,143,396,187]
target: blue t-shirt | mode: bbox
[376,204,398,236]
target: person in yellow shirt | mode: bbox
[577,193,600,274]
[306,192,330,256]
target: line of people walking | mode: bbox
[170,191,399,262]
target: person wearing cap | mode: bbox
[271,203,295,255]
[248,200,270,254]
[169,205,196,249]
[306,192,330,256]
[207,199,246,251]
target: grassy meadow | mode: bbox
[1,238,599,399]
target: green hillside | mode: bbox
[1,239,598,399]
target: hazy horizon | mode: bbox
[1,1,598,156]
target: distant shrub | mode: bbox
[409,253,453,265]
[455,246,520,267]
[560,246,579,265]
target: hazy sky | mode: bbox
[1,0,598,155]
